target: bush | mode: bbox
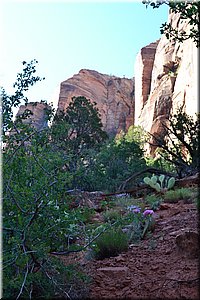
[92,228,129,259]
[164,188,192,203]
[145,194,163,210]
[2,61,92,299]
[149,107,200,177]
[86,138,147,192]
[103,209,122,223]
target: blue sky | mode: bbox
[1,1,169,107]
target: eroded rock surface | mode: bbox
[16,102,50,130]
[16,13,197,144]
[134,40,159,123]
[135,11,198,151]
[58,69,134,136]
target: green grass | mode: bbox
[92,228,129,259]
[114,195,145,212]
[163,187,194,203]
[145,194,163,210]
[103,209,122,223]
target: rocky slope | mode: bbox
[86,201,198,299]
[60,193,199,299]
[134,11,198,150]
[58,69,134,136]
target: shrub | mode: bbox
[125,221,143,243]
[103,209,122,223]
[164,188,192,203]
[2,60,91,299]
[85,138,147,192]
[93,228,129,259]
[145,194,163,210]
[149,107,200,177]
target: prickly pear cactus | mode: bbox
[144,177,151,185]
[151,175,157,185]
[159,174,165,188]
[144,174,175,193]
[167,177,175,189]
[154,182,161,192]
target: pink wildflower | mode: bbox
[132,208,141,213]
[143,209,154,217]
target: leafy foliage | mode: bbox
[143,0,199,47]
[2,61,91,299]
[116,125,149,149]
[51,96,108,189]
[103,209,122,223]
[3,121,92,298]
[163,187,194,203]
[51,96,108,155]
[1,60,161,298]
[1,59,45,135]
[145,194,163,211]
[149,107,200,177]
[83,136,147,192]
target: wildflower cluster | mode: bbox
[127,205,141,214]
[127,205,154,217]
[126,205,155,239]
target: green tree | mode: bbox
[149,107,200,177]
[143,0,199,47]
[117,125,149,148]
[2,61,89,299]
[85,137,147,192]
[52,96,108,155]
[51,96,108,188]
[1,59,45,136]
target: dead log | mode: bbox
[175,173,199,187]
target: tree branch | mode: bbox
[5,129,41,164]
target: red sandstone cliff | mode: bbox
[16,12,197,142]
[134,11,198,145]
[57,69,134,136]
[16,102,50,130]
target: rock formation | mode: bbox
[57,69,134,136]
[134,40,159,123]
[134,11,198,153]
[16,12,197,146]
[16,102,50,130]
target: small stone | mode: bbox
[175,230,199,258]
[97,266,129,277]
[115,255,125,262]
[151,265,159,270]
[159,203,171,210]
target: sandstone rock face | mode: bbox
[58,69,134,136]
[135,11,198,149]
[16,13,197,145]
[134,40,159,123]
[16,102,50,130]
